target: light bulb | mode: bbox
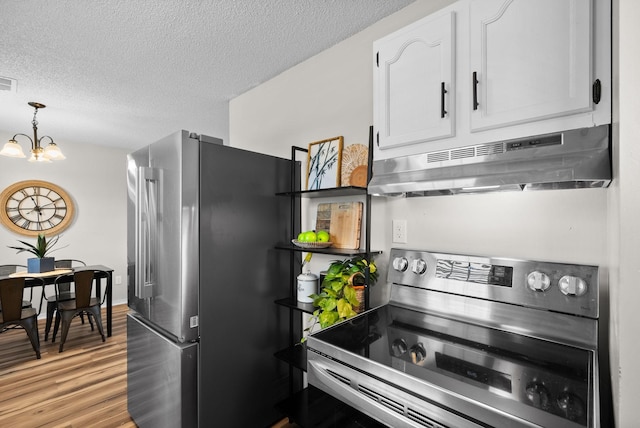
[44,142,65,160]
[0,140,27,158]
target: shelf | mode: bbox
[275,297,316,314]
[275,386,386,428]
[274,343,307,371]
[276,127,379,420]
[275,243,382,257]
[276,186,368,198]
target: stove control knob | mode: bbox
[391,339,408,357]
[557,391,586,422]
[558,275,588,297]
[392,257,409,272]
[527,271,551,292]
[410,343,426,364]
[525,382,550,409]
[411,259,427,275]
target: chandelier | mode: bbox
[0,102,65,162]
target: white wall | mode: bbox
[610,1,640,427]
[230,0,456,306]
[230,0,637,425]
[0,131,129,311]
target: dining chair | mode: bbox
[43,259,91,341]
[0,264,32,311]
[0,277,41,359]
[51,270,106,352]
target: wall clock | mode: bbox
[0,180,75,236]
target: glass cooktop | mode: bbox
[310,304,593,427]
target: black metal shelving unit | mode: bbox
[273,127,382,427]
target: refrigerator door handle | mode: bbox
[136,166,161,299]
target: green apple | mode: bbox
[303,230,317,242]
[297,232,307,242]
[317,230,330,242]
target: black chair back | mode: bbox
[0,277,26,322]
[54,260,86,293]
[73,270,95,308]
[0,276,42,359]
[54,271,95,307]
[52,269,105,352]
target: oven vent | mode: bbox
[321,364,451,428]
[476,142,504,156]
[356,384,448,428]
[427,151,449,163]
[326,369,351,386]
[407,407,449,428]
[426,142,505,164]
[357,385,404,414]
[450,146,475,160]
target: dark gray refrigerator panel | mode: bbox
[127,312,197,428]
[198,142,292,426]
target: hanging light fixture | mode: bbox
[0,101,65,162]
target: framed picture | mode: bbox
[306,136,343,190]
[341,143,369,187]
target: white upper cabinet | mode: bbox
[374,11,455,150]
[373,0,610,161]
[469,0,592,131]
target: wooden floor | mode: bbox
[0,304,297,428]
[0,304,135,428]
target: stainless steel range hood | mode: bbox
[368,125,611,197]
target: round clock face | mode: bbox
[0,180,75,236]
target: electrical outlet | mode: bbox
[392,219,407,244]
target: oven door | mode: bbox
[308,350,485,428]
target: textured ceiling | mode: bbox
[0,0,414,151]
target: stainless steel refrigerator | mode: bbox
[126,130,294,427]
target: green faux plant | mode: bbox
[302,256,378,342]
[8,233,64,258]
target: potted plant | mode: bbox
[8,234,65,273]
[303,255,378,341]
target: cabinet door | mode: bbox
[469,0,592,131]
[374,11,454,150]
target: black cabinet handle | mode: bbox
[592,79,601,104]
[472,72,479,110]
[441,82,448,118]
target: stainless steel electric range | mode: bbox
[307,249,611,428]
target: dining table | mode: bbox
[7,265,115,337]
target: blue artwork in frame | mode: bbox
[306,136,343,190]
